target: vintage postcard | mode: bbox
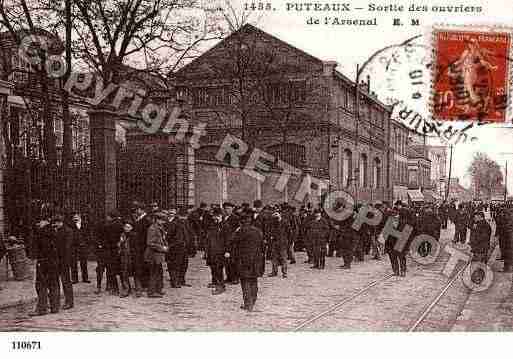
[1,0,513,357]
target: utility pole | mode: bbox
[498,153,513,202]
[445,144,453,202]
[354,64,360,205]
[505,161,508,202]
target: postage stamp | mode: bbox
[431,25,513,122]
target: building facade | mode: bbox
[390,119,410,202]
[427,145,448,198]
[172,24,392,206]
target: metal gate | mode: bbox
[116,143,179,215]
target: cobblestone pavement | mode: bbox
[0,223,501,332]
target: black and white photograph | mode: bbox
[0,0,513,355]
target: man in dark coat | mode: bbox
[29,216,60,316]
[221,202,240,284]
[104,211,124,295]
[166,207,191,288]
[52,214,74,310]
[206,208,227,294]
[132,202,152,296]
[94,213,115,294]
[385,202,410,276]
[252,201,268,277]
[469,211,491,263]
[299,208,314,263]
[145,213,169,297]
[454,204,469,244]
[417,206,442,257]
[70,213,90,283]
[268,211,290,278]
[336,208,359,269]
[439,203,449,229]
[305,209,330,269]
[228,210,264,311]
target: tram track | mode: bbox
[293,272,395,331]
[293,244,498,331]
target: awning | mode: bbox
[407,189,424,202]
[423,190,441,203]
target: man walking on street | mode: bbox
[228,210,264,311]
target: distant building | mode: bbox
[426,145,448,198]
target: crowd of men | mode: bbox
[26,198,512,315]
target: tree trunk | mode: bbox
[60,0,73,210]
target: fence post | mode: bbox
[88,108,118,225]
[0,80,13,240]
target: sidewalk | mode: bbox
[0,260,97,310]
[451,250,513,331]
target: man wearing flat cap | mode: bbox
[145,212,169,297]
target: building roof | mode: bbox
[174,23,390,111]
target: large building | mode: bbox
[172,24,393,206]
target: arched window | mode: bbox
[360,154,368,188]
[342,149,352,187]
[373,158,381,188]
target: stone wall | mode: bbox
[195,161,323,208]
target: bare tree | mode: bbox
[71,0,225,86]
[468,152,504,199]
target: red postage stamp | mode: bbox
[432,26,512,122]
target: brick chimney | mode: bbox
[322,61,338,77]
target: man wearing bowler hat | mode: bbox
[228,209,263,311]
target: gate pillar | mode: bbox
[88,108,118,223]
[0,80,13,238]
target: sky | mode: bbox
[218,0,513,193]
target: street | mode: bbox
[1,224,487,332]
